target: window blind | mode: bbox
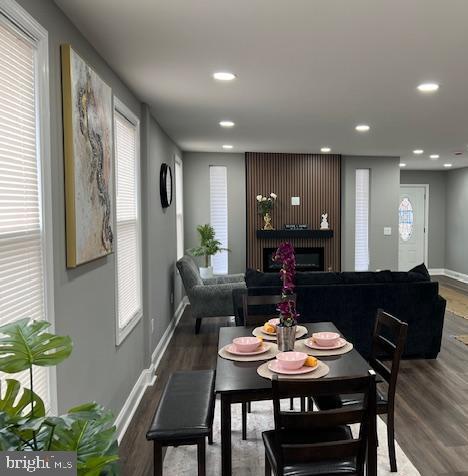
[355,169,370,271]
[175,157,184,260]
[115,109,142,334]
[209,166,228,274]
[0,18,49,404]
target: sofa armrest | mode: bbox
[202,274,245,285]
[188,282,246,319]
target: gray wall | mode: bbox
[400,171,446,270]
[16,0,182,417]
[342,156,400,271]
[183,152,246,274]
[445,167,468,275]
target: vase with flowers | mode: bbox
[256,193,277,230]
[273,242,299,351]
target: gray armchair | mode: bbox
[176,255,246,333]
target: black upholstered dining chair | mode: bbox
[240,294,298,440]
[315,309,408,472]
[263,372,377,476]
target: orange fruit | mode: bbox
[304,356,318,367]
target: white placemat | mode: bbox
[218,342,279,362]
[257,360,330,380]
[252,325,308,341]
[294,339,354,356]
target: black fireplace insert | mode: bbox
[263,247,325,273]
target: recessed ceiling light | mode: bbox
[321,147,331,153]
[430,154,439,159]
[444,163,453,168]
[399,163,407,168]
[355,124,370,132]
[213,71,236,81]
[219,120,235,128]
[222,144,233,149]
[413,149,424,155]
[417,82,439,93]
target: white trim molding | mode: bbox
[115,297,189,442]
[429,268,468,284]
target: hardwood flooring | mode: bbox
[119,277,468,476]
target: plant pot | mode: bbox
[199,266,214,279]
[277,325,297,352]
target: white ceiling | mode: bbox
[55,0,468,170]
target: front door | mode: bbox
[398,186,427,271]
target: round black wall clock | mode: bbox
[160,163,173,208]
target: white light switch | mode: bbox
[291,196,300,206]
[384,227,392,236]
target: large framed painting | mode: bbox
[61,44,114,268]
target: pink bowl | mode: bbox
[276,351,308,370]
[268,318,280,327]
[312,332,340,347]
[233,336,261,353]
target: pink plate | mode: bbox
[225,343,270,356]
[268,360,318,375]
[305,337,347,350]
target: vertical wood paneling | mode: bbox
[246,153,341,271]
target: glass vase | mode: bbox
[277,325,296,352]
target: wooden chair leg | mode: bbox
[387,412,397,472]
[208,428,213,445]
[197,438,206,476]
[265,450,272,476]
[247,401,252,413]
[195,318,202,334]
[300,397,306,412]
[153,442,163,476]
[307,396,314,412]
[289,398,294,410]
[241,402,248,440]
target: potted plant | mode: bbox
[189,224,229,279]
[0,318,119,475]
[273,242,300,351]
[256,193,277,230]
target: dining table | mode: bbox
[215,321,377,476]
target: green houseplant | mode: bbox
[0,318,119,475]
[189,224,229,278]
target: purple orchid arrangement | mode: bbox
[273,242,300,327]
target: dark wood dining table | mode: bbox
[215,321,377,476]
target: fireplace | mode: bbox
[263,247,325,273]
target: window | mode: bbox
[175,156,184,260]
[355,169,370,271]
[0,4,54,409]
[399,197,414,242]
[209,166,228,274]
[114,99,142,344]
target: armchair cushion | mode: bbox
[203,274,245,285]
[177,255,203,290]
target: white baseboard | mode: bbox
[115,296,189,442]
[429,268,468,284]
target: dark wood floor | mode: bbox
[119,277,468,476]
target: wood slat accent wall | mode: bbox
[246,152,341,271]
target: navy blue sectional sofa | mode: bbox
[233,265,446,359]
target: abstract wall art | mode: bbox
[61,44,114,268]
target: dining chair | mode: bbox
[240,294,299,440]
[263,372,377,476]
[315,309,408,472]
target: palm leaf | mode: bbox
[0,318,72,373]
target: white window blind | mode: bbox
[355,169,370,271]
[175,157,184,260]
[114,107,142,341]
[0,16,49,404]
[209,166,228,274]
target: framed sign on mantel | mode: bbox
[61,44,114,268]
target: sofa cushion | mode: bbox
[341,271,393,284]
[296,272,344,286]
[408,263,431,281]
[245,268,281,288]
[391,272,428,283]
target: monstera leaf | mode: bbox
[0,318,72,373]
[50,403,119,475]
[0,379,45,418]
